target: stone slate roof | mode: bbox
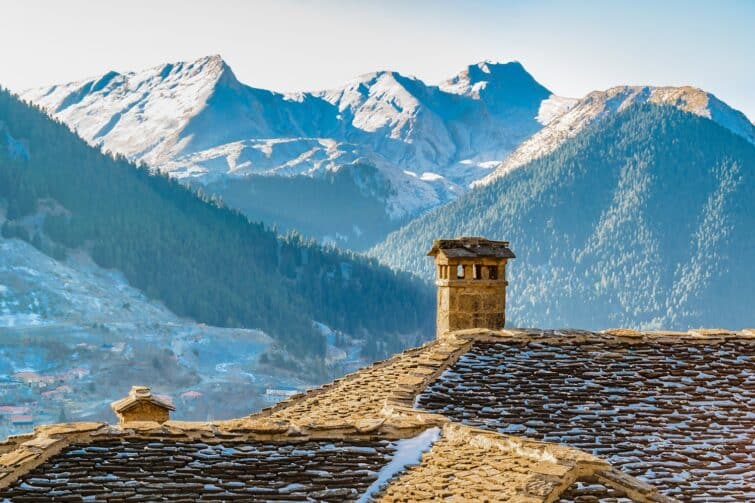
[0,327,753,502]
[379,422,608,502]
[557,480,635,502]
[1,439,395,502]
[416,337,755,502]
[427,237,516,259]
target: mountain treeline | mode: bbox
[371,104,755,330]
[0,88,433,357]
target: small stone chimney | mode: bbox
[111,385,175,424]
[428,237,515,337]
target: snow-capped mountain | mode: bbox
[21,56,330,178]
[476,85,755,186]
[20,56,565,246]
[28,57,753,248]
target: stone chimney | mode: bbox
[110,385,175,424]
[427,237,515,337]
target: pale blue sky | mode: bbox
[1,0,753,120]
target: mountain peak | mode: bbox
[190,54,231,75]
[580,85,754,142]
[344,69,416,89]
[440,60,550,102]
[122,55,237,93]
[477,83,755,187]
[198,53,225,64]
[18,53,244,167]
[316,69,423,114]
[154,54,235,84]
[468,60,526,78]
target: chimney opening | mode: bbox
[473,264,482,280]
[488,266,498,280]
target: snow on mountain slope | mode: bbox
[477,85,755,186]
[20,57,560,224]
[21,56,328,174]
[0,234,309,438]
[22,57,226,167]
[0,237,178,327]
[536,95,579,125]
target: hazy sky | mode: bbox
[2,0,753,120]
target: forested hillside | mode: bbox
[0,88,434,357]
[371,104,755,330]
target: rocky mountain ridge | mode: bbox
[19,57,754,249]
[477,85,755,186]
[20,56,564,246]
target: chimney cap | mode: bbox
[131,385,152,397]
[111,385,176,414]
[427,237,515,259]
